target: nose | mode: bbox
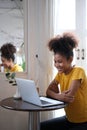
[54,62,59,69]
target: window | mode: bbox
[54,0,75,35]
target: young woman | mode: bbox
[40,32,87,130]
[0,43,23,72]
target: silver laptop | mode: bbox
[15,78,64,107]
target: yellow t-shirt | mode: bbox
[5,64,23,72]
[55,66,87,123]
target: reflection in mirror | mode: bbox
[0,0,25,72]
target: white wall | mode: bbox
[25,0,54,95]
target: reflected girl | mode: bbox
[0,43,23,72]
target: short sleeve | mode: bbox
[71,67,86,84]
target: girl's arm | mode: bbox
[46,79,81,103]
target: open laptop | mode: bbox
[15,78,64,107]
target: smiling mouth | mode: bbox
[58,68,63,72]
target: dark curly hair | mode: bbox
[0,43,16,62]
[48,32,79,59]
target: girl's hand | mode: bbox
[58,90,75,103]
[60,90,75,103]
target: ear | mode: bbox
[69,56,73,63]
[9,58,13,62]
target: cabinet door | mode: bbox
[74,31,87,72]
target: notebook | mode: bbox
[15,78,64,107]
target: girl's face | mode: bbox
[1,57,12,69]
[54,53,73,74]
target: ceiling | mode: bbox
[0,0,24,48]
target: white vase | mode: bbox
[13,86,21,99]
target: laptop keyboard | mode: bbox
[40,99,50,104]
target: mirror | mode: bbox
[0,0,25,71]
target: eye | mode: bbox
[54,60,56,63]
[58,60,62,63]
[54,60,57,64]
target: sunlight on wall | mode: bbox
[54,108,65,118]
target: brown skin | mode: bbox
[46,53,81,103]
